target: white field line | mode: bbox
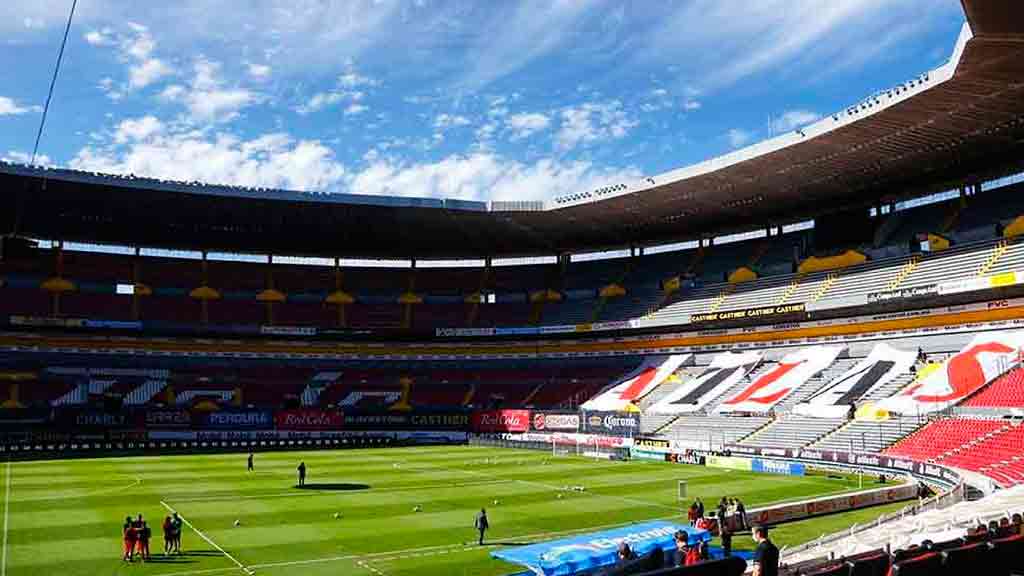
[2,460,10,576]
[160,500,253,575]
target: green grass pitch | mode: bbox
[0,445,907,576]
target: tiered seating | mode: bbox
[660,415,771,449]
[739,415,846,449]
[962,367,1024,408]
[811,417,924,453]
[884,418,1007,461]
[409,381,469,407]
[937,424,1024,486]
[986,238,1024,275]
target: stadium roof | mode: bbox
[3,0,1024,260]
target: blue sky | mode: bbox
[0,0,965,202]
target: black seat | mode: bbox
[986,534,1024,576]
[940,542,988,575]
[846,550,890,576]
[888,551,942,576]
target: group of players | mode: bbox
[121,512,184,562]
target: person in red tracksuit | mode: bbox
[122,516,136,561]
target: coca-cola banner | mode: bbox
[275,409,344,431]
[472,409,531,433]
[530,411,580,432]
[142,409,193,429]
[197,410,274,430]
[580,411,640,437]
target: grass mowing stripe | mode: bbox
[160,500,254,576]
[2,460,9,576]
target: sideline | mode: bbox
[160,500,253,575]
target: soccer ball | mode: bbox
[413,505,422,512]
[333,512,341,519]
[493,499,500,505]
[233,520,241,527]
[556,493,564,499]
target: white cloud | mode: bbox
[84,28,114,46]
[505,112,550,140]
[2,150,52,166]
[556,101,637,151]
[128,57,172,89]
[247,63,272,80]
[0,96,41,116]
[160,58,258,123]
[339,70,378,88]
[71,124,347,193]
[113,116,164,144]
[348,152,642,202]
[726,128,753,148]
[344,103,369,116]
[775,109,820,132]
[298,92,345,115]
[434,113,471,130]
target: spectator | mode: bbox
[617,542,636,563]
[751,525,779,576]
[695,497,705,518]
[171,512,183,554]
[672,530,702,566]
[735,498,748,530]
[988,520,1001,536]
[687,503,699,525]
[717,512,732,558]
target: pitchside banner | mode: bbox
[580,411,640,437]
[716,346,844,413]
[472,409,531,433]
[581,354,691,412]
[530,411,580,432]
[794,343,916,418]
[879,331,1024,414]
[53,407,132,430]
[141,408,193,429]
[274,409,343,431]
[342,412,470,431]
[648,351,762,414]
[198,410,274,430]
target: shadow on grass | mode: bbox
[130,550,223,565]
[296,483,371,491]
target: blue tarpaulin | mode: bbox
[491,521,711,576]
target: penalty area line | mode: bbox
[160,500,253,576]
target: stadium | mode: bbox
[2,1,1024,575]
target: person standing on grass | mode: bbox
[475,508,489,545]
[171,512,183,554]
[138,521,152,561]
[297,461,307,487]
[122,516,136,562]
[751,525,779,576]
[162,515,173,555]
[248,452,254,472]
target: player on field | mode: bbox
[138,521,152,561]
[162,515,173,555]
[171,512,183,554]
[297,461,306,487]
[122,516,136,562]
[248,452,254,472]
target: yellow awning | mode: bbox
[40,277,76,293]
[325,290,355,304]
[189,285,221,300]
[599,283,626,298]
[728,266,758,284]
[256,288,287,303]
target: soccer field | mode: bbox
[0,446,902,576]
